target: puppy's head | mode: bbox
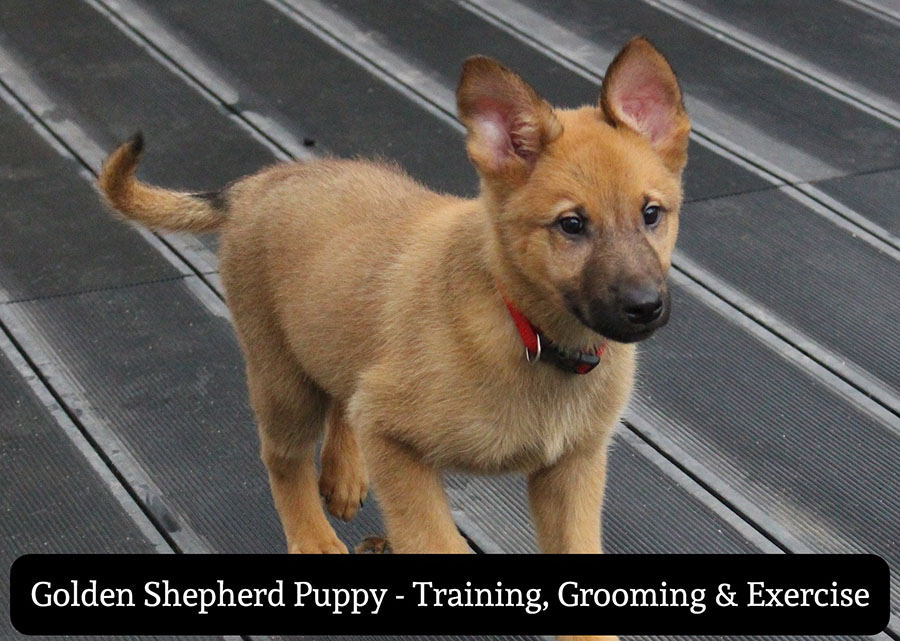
[457,38,690,344]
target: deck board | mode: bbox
[0,0,273,190]
[140,0,477,197]
[669,0,900,110]
[0,97,180,302]
[0,333,224,641]
[2,278,389,553]
[491,0,900,181]
[678,188,900,402]
[815,168,900,237]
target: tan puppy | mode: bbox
[100,34,688,615]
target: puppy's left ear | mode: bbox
[600,37,691,174]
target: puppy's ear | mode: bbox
[600,37,691,174]
[457,56,562,184]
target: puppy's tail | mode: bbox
[99,132,227,233]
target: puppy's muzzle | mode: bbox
[584,285,671,343]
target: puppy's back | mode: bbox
[219,158,458,398]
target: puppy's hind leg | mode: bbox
[319,403,369,522]
[248,358,347,554]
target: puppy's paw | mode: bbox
[288,533,349,554]
[319,432,369,522]
[319,470,369,521]
[355,535,392,554]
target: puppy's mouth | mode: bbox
[601,325,660,344]
[570,300,670,344]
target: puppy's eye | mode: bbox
[558,214,585,236]
[643,204,662,228]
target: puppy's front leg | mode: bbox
[528,436,611,554]
[530,438,617,641]
[364,433,470,554]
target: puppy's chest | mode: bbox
[437,378,607,472]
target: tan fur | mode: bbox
[99,38,689,641]
[99,133,226,233]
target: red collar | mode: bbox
[500,288,606,375]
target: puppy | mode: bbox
[100,33,687,583]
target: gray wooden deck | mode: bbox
[1,1,898,639]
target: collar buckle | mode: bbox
[524,333,542,364]
[499,282,604,375]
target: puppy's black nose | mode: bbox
[622,287,663,325]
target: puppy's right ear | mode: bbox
[457,56,562,185]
